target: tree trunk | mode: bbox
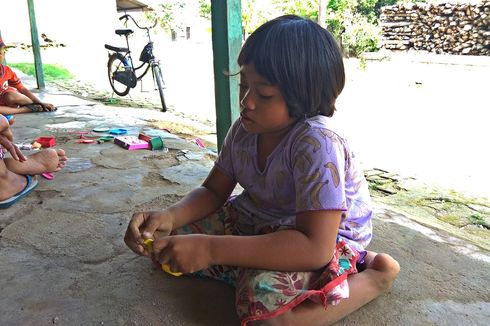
[318,0,327,28]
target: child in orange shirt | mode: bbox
[0,38,57,117]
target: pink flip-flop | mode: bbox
[77,139,96,144]
[41,172,55,180]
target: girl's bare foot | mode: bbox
[4,148,67,175]
[0,169,32,202]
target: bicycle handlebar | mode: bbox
[119,14,158,30]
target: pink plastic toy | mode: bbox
[114,136,149,150]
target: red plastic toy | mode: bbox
[36,136,56,148]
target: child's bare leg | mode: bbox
[2,128,13,142]
[3,91,35,107]
[4,148,67,175]
[0,116,13,141]
[0,160,30,201]
[254,252,400,326]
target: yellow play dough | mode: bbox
[143,238,183,276]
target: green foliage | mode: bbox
[150,0,423,57]
[357,0,381,22]
[324,0,382,56]
[340,13,380,57]
[9,63,74,80]
[198,0,211,19]
[243,0,382,57]
[469,213,489,228]
[145,0,187,33]
[273,0,319,21]
[242,0,278,36]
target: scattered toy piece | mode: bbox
[41,172,55,180]
[97,136,114,144]
[149,137,165,151]
[16,143,33,150]
[36,136,56,148]
[114,136,149,150]
[32,141,42,149]
[194,138,206,148]
[138,133,152,142]
[77,135,97,144]
[109,128,128,135]
[77,139,96,144]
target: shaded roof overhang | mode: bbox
[116,0,151,12]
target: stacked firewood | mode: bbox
[380,1,489,55]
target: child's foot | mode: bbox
[51,149,68,172]
[4,148,68,175]
[364,252,400,291]
[0,171,32,202]
[252,252,401,326]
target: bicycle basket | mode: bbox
[139,43,154,63]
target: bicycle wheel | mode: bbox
[152,63,167,112]
[107,53,131,96]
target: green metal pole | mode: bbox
[27,0,45,89]
[211,0,241,151]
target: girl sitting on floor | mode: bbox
[124,15,400,325]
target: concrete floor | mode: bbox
[1,83,489,325]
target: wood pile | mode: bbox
[380,1,489,55]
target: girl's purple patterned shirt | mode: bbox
[215,115,373,251]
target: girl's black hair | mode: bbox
[238,15,345,118]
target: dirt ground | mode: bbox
[0,53,489,325]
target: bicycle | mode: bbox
[104,14,167,112]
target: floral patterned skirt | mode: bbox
[173,203,361,325]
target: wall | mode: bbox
[380,1,489,55]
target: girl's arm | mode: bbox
[210,210,341,271]
[168,166,237,229]
[18,87,42,104]
[154,209,341,273]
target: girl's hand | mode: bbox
[0,134,26,162]
[124,211,174,256]
[153,234,212,274]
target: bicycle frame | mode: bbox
[104,14,167,112]
[106,37,151,83]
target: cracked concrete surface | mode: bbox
[1,86,489,326]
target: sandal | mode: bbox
[0,175,38,209]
